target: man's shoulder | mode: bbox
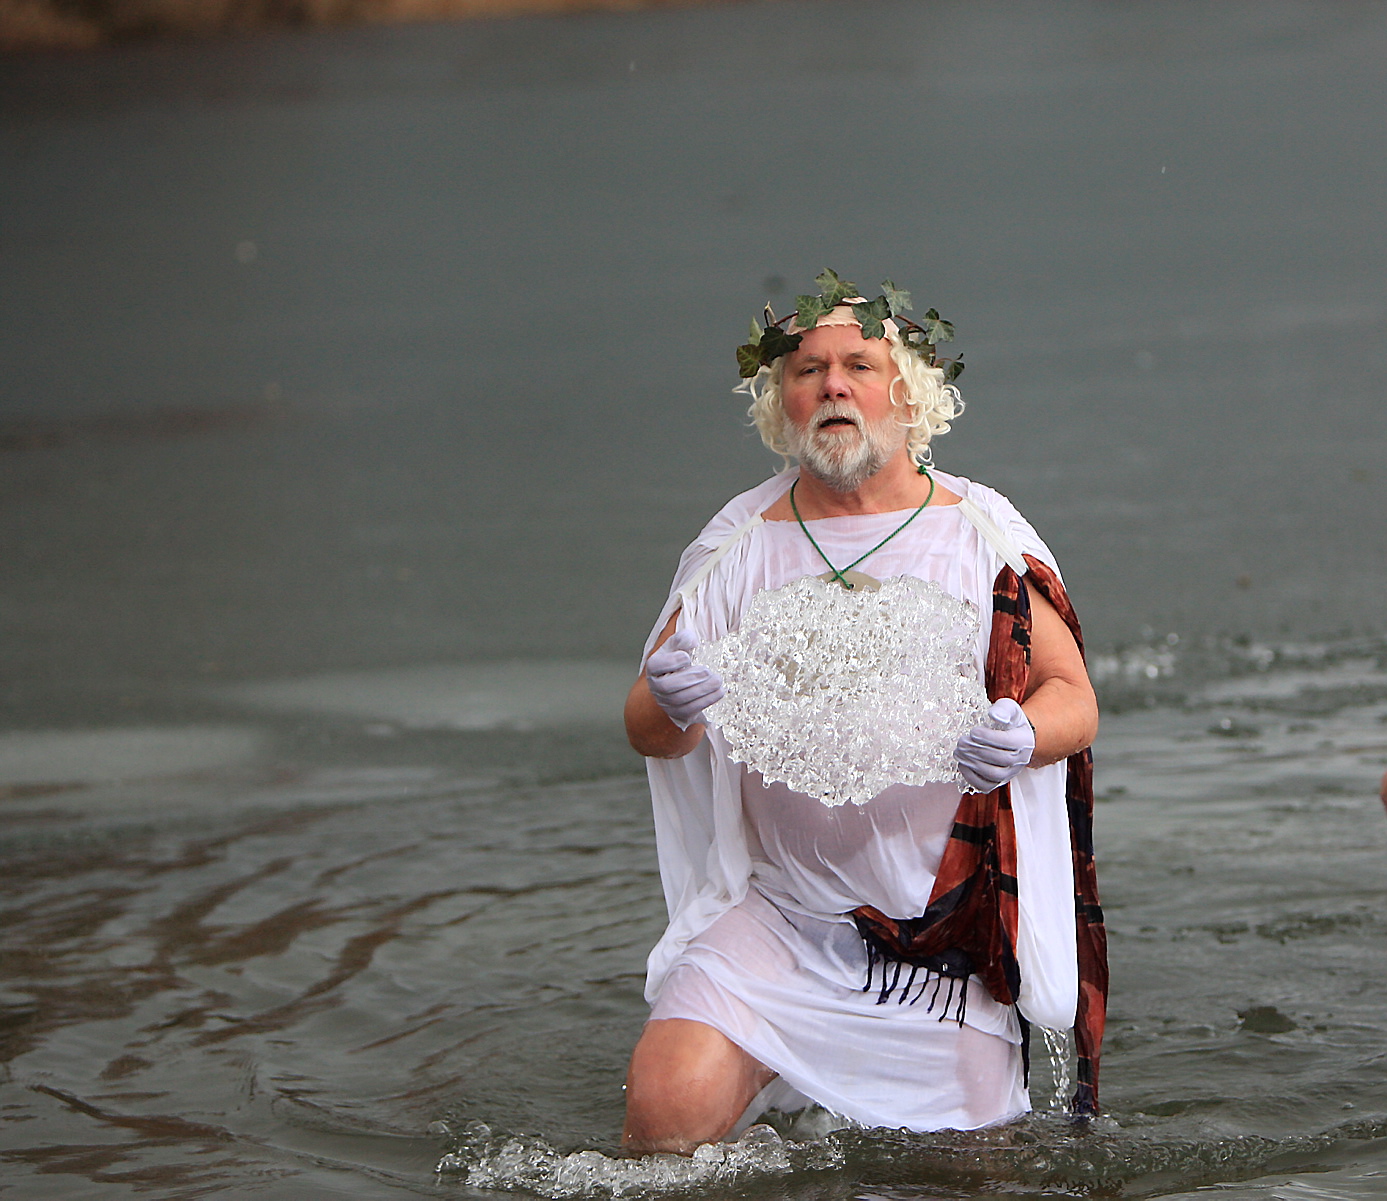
[690,473,794,549]
[662,474,792,606]
[936,471,1020,518]
[941,471,1057,572]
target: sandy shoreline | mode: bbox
[1,0,747,52]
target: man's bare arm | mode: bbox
[1021,589,1099,767]
[625,612,708,759]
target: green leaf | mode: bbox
[900,328,936,363]
[749,320,763,344]
[795,294,828,329]
[757,325,802,364]
[920,307,955,344]
[881,279,912,314]
[851,296,891,340]
[815,267,857,309]
[942,356,965,384]
[736,344,762,377]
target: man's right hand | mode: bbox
[645,630,725,730]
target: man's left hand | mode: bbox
[954,698,1036,793]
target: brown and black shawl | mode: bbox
[851,555,1108,1117]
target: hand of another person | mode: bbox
[954,698,1036,793]
[645,630,725,730]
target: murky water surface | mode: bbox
[2,653,1386,1198]
[4,2,1387,1197]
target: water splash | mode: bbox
[438,1110,1387,1199]
[436,1121,843,1198]
[1038,1025,1073,1114]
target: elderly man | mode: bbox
[622,272,1106,1153]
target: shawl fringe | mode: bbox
[851,556,1108,1116]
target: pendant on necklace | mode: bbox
[818,569,882,592]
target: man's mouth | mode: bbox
[817,415,858,430]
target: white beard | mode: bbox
[786,403,907,493]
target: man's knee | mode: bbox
[623,1019,770,1153]
[625,1018,746,1114]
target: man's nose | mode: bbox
[820,363,851,397]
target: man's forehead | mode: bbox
[791,338,891,363]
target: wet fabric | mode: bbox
[640,471,1083,1131]
[851,555,1108,1114]
[651,889,1029,1132]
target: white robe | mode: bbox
[640,470,1078,1132]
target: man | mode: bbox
[622,272,1105,1153]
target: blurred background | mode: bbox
[3,3,1387,1198]
[0,0,725,52]
[3,0,1386,728]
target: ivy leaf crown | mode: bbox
[735,268,964,385]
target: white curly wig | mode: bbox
[736,303,964,470]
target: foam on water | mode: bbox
[437,1121,843,1198]
[436,1111,1387,1200]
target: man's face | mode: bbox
[780,323,906,492]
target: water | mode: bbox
[3,2,1387,1197]
[3,650,1384,1199]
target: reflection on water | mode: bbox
[0,765,659,1197]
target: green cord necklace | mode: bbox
[789,469,936,590]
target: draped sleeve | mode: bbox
[639,473,794,1001]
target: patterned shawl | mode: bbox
[851,555,1108,1116]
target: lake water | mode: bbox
[2,3,1387,1197]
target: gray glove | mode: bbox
[954,698,1035,793]
[645,630,725,730]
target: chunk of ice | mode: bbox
[695,575,989,807]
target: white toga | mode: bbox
[640,470,1078,1133]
